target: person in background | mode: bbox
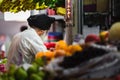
[20,25,28,32]
[7,14,55,66]
[0,34,11,58]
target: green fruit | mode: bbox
[30,74,43,80]
[1,58,8,64]
[8,77,15,80]
[0,76,2,80]
[32,62,39,69]
[8,64,16,76]
[34,58,45,66]
[14,67,27,80]
[37,71,45,78]
[27,65,38,76]
[0,78,2,80]
[1,72,9,80]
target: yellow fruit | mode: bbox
[56,7,66,15]
[99,31,109,42]
[0,0,3,5]
[11,0,17,3]
[109,22,120,41]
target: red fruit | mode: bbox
[49,42,56,48]
[115,74,120,80]
[85,34,100,43]
[0,64,6,72]
[44,42,56,49]
[44,42,51,49]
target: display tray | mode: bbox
[78,78,115,80]
[59,77,115,80]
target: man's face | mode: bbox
[38,30,48,41]
[37,30,44,36]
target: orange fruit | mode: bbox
[44,50,55,59]
[55,40,68,51]
[68,44,83,55]
[54,49,66,57]
[35,52,44,59]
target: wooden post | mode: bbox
[64,21,73,45]
[64,0,73,45]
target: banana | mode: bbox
[0,0,3,5]
[0,0,53,13]
[11,0,17,3]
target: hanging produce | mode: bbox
[45,0,57,9]
[0,0,65,13]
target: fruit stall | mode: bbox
[0,27,120,80]
[1,0,120,80]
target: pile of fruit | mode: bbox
[0,58,7,73]
[36,40,83,63]
[0,58,47,80]
[84,30,109,44]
